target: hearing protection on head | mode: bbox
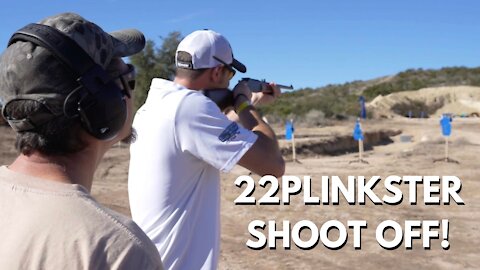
[8,23,127,140]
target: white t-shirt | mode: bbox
[128,79,257,270]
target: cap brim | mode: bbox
[109,29,146,57]
[232,58,246,73]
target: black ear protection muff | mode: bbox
[8,23,127,140]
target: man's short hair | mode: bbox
[175,51,208,80]
[4,100,86,155]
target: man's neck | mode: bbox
[174,77,203,90]
[8,146,104,192]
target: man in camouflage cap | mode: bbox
[0,12,163,269]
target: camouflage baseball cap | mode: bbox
[0,12,145,131]
[38,12,145,68]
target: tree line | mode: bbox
[129,32,182,110]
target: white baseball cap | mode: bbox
[176,29,246,73]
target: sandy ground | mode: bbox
[1,117,478,269]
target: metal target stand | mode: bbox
[349,119,369,164]
[349,139,369,164]
[433,137,459,164]
[434,115,459,164]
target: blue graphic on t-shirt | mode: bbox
[219,122,240,142]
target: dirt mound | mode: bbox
[280,129,401,157]
[367,86,480,118]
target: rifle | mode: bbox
[202,78,294,111]
[241,78,294,93]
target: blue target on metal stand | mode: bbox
[440,114,452,137]
[285,120,294,141]
[353,120,364,141]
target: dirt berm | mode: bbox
[279,127,401,157]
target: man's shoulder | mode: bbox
[175,89,223,119]
[64,197,163,268]
[92,205,163,267]
[142,79,209,111]
[143,79,218,118]
[75,197,152,244]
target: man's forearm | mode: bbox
[237,105,280,153]
[238,106,274,137]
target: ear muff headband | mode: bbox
[8,23,127,140]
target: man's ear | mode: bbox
[210,66,223,83]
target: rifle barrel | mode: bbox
[241,78,294,92]
[276,84,294,90]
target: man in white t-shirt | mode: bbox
[128,29,285,269]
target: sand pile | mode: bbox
[367,86,480,118]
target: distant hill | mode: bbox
[260,66,480,122]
